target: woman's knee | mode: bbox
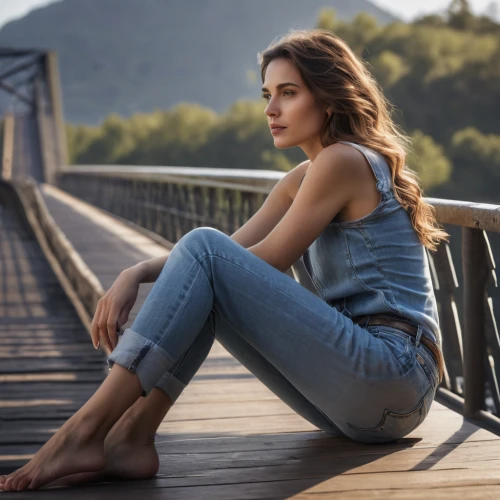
[176,227,230,256]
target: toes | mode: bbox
[4,475,16,491]
[28,474,42,491]
[2,464,27,491]
[11,473,26,491]
[16,476,32,491]
[0,475,5,484]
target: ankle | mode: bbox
[108,416,150,443]
[110,415,137,437]
[58,415,105,447]
[114,403,170,443]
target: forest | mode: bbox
[66,0,500,204]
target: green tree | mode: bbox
[316,8,339,32]
[66,99,305,172]
[73,114,135,164]
[370,50,409,87]
[442,127,500,201]
[129,103,218,165]
[406,130,452,190]
[332,12,380,57]
[447,0,476,30]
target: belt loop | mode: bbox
[415,325,423,347]
[364,315,371,329]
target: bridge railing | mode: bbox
[56,165,500,435]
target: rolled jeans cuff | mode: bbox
[155,372,187,403]
[107,327,176,396]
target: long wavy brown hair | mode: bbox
[258,29,448,251]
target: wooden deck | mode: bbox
[0,184,107,475]
[1,184,500,498]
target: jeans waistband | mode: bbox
[352,313,444,385]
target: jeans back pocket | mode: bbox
[346,394,427,444]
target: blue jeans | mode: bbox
[108,227,439,444]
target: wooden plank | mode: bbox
[0,183,108,479]
[1,483,500,500]
[0,359,106,373]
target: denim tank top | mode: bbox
[300,141,441,346]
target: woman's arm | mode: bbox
[124,162,308,284]
[125,255,169,284]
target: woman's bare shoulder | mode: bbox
[320,142,367,169]
[285,160,311,200]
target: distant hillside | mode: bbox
[0,0,397,124]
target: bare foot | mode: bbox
[0,422,105,492]
[44,423,159,488]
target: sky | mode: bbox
[0,0,497,30]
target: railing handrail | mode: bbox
[61,165,283,178]
[427,198,500,232]
[60,165,283,188]
[61,165,500,232]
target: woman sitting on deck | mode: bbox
[0,29,447,491]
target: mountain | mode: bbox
[0,0,398,124]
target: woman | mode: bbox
[0,29,447,492]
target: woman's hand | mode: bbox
[91,266,142,351]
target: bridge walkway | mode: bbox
[1,183,500,498]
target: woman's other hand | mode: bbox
[91,266,142,351]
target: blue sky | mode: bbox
[0,0,497,29]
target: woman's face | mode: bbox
[262,58,328,159]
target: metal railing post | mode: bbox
[462,227,488,417]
